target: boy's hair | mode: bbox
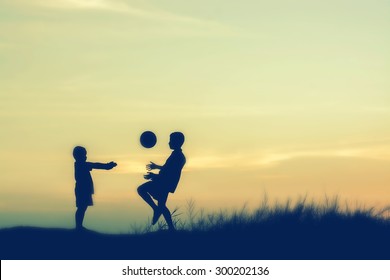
[73,146,87,161]
[170,132,185,148]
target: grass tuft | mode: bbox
[134,196,390,234]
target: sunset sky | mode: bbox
[1,0,389,233]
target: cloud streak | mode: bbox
[108,141,390,174]
[35,0,223,26]
[185,144,390,171]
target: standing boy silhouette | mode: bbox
[73,146,117,231]
[137,132,186,231]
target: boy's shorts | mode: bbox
[138,181,168,201]
[75,187,93,208]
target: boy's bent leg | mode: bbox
[152,193,167,225]
[158,194,174,230]
[137,182,157,211]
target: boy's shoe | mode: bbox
[152,208,162,225]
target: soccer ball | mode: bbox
[140,131,157,148]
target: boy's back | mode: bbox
[157,149,186,193]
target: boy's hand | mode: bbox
[144,172,156,180]
[146,161,157,171]
[109,161,117,169]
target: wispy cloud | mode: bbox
[34,0,224,26]
[184,144,390,171]
[110,143,390,174]
[38,0,161,17]
[41,0,125,11]
[253,149,364,167]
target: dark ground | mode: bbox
[1,218,389,260]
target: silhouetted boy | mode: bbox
[137,132,186,230]
[73,146,117,231]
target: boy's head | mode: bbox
[169,132,185,150]
[73,146,87,161]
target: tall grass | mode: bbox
[131,196,390,234]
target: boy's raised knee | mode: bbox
[137,185,146,196]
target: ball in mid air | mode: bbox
[140,131,157,148]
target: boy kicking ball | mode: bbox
[137,132,186,231]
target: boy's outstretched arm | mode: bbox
[89,161,117,170]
